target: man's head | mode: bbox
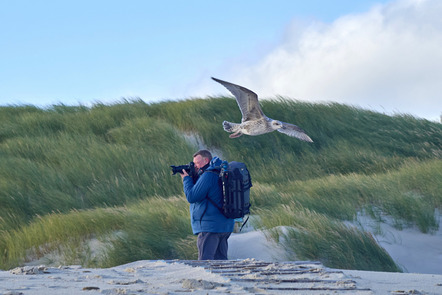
[193,150,212,169]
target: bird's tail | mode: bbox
[223,121,243,138]
[222,121,238,132]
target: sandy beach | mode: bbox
[2,258,442,295]
[2,224,442,295]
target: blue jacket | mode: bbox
[183,157,234,234]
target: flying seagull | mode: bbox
[212,77,313,142]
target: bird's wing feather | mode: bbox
[277,122,313,142]
[212,77,265,121]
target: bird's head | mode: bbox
[271,120,283,130]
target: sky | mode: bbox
[1,0,441,122]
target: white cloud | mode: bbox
[226,0,442,121]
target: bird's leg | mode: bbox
[229,132,242,138]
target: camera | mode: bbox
[170,161,195,177]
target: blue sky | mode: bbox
[1,0,441,121]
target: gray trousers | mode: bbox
[197,232,231,260]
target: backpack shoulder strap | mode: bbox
[197,169,225,225]
[203,169,225,214]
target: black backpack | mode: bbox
[207,161,252,229]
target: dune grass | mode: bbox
[0,98,440,271]
[257,204,401,272]
[0,207,126,269]
[0,105,195,231]
[265,159,442,232]
[0,197,194,269]
[101,197,196,267]
[250,159,440,271]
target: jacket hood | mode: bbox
[206,156,223,172]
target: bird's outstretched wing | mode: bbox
[277,122,313,142]
[212,77,265,121]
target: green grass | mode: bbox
[101,197,196,267]
[257,205,400,271]
[0,197,194,269]
[265,159,442,232]
[0,98,440,271]
[1,207,126,269]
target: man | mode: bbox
[180,149,234,260]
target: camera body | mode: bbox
[170,161,195,177]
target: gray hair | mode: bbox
[193,149,212,161]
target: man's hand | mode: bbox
[180,169,189,179]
